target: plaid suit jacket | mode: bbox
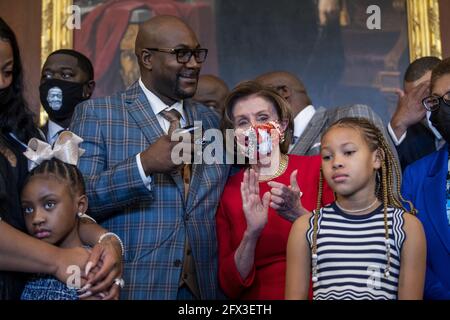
[290,104,398,160]
[70,82,230,300]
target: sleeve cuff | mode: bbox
[228,253,256,289]
[388,122,407,146]
[219,254,257,298]
[236,264,256,288]
[136,153,152,191]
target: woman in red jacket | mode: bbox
[217,81,334,299]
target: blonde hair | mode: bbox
[310,117,415,281]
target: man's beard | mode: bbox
[174,73,198,99]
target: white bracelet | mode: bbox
[98,232,125,257]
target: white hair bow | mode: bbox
[23,131,85,171]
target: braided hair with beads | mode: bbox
[310,117,416,283]
[25,158,86,196]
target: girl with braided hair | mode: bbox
[20,157,92,300]
[0,18,122,300]
[19,132,123,300]
[286,117,426,300]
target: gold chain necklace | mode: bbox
[258,153,289,182]
[335,198,379,213]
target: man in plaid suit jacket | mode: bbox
[255,71,397,157]
[70,16,230,299]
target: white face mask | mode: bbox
[235,121,283,161]
[426,110,443,140]
[257,129,273,155]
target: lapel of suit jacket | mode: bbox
[124,81,185,200]
[290,107,328,155]
[423,147,450,253]
[183,100,202,211]
[124,82,164,144]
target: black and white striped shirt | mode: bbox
[306,203,406,300]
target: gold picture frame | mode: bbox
[41,0,74,67]
[40,0,73,124]
[41,0,443,67]
[40,0,443,123]
[407,0,442,61]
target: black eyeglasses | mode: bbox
[422,91,450,111]
[146,47,208,64]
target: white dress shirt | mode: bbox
[387,111,444,150]
[47,120,65,145]
[138,78,187,132]
[289,105,316,152]
[136,78,187,190]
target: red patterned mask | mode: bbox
[235,121,283,160]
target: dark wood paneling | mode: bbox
[0,0,42,116]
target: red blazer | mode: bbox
[217,154,334,299]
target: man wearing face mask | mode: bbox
[39,49,95,145]
[402,57,450,300]
[388,56,442,170]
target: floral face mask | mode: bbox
[235,121,283,161]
